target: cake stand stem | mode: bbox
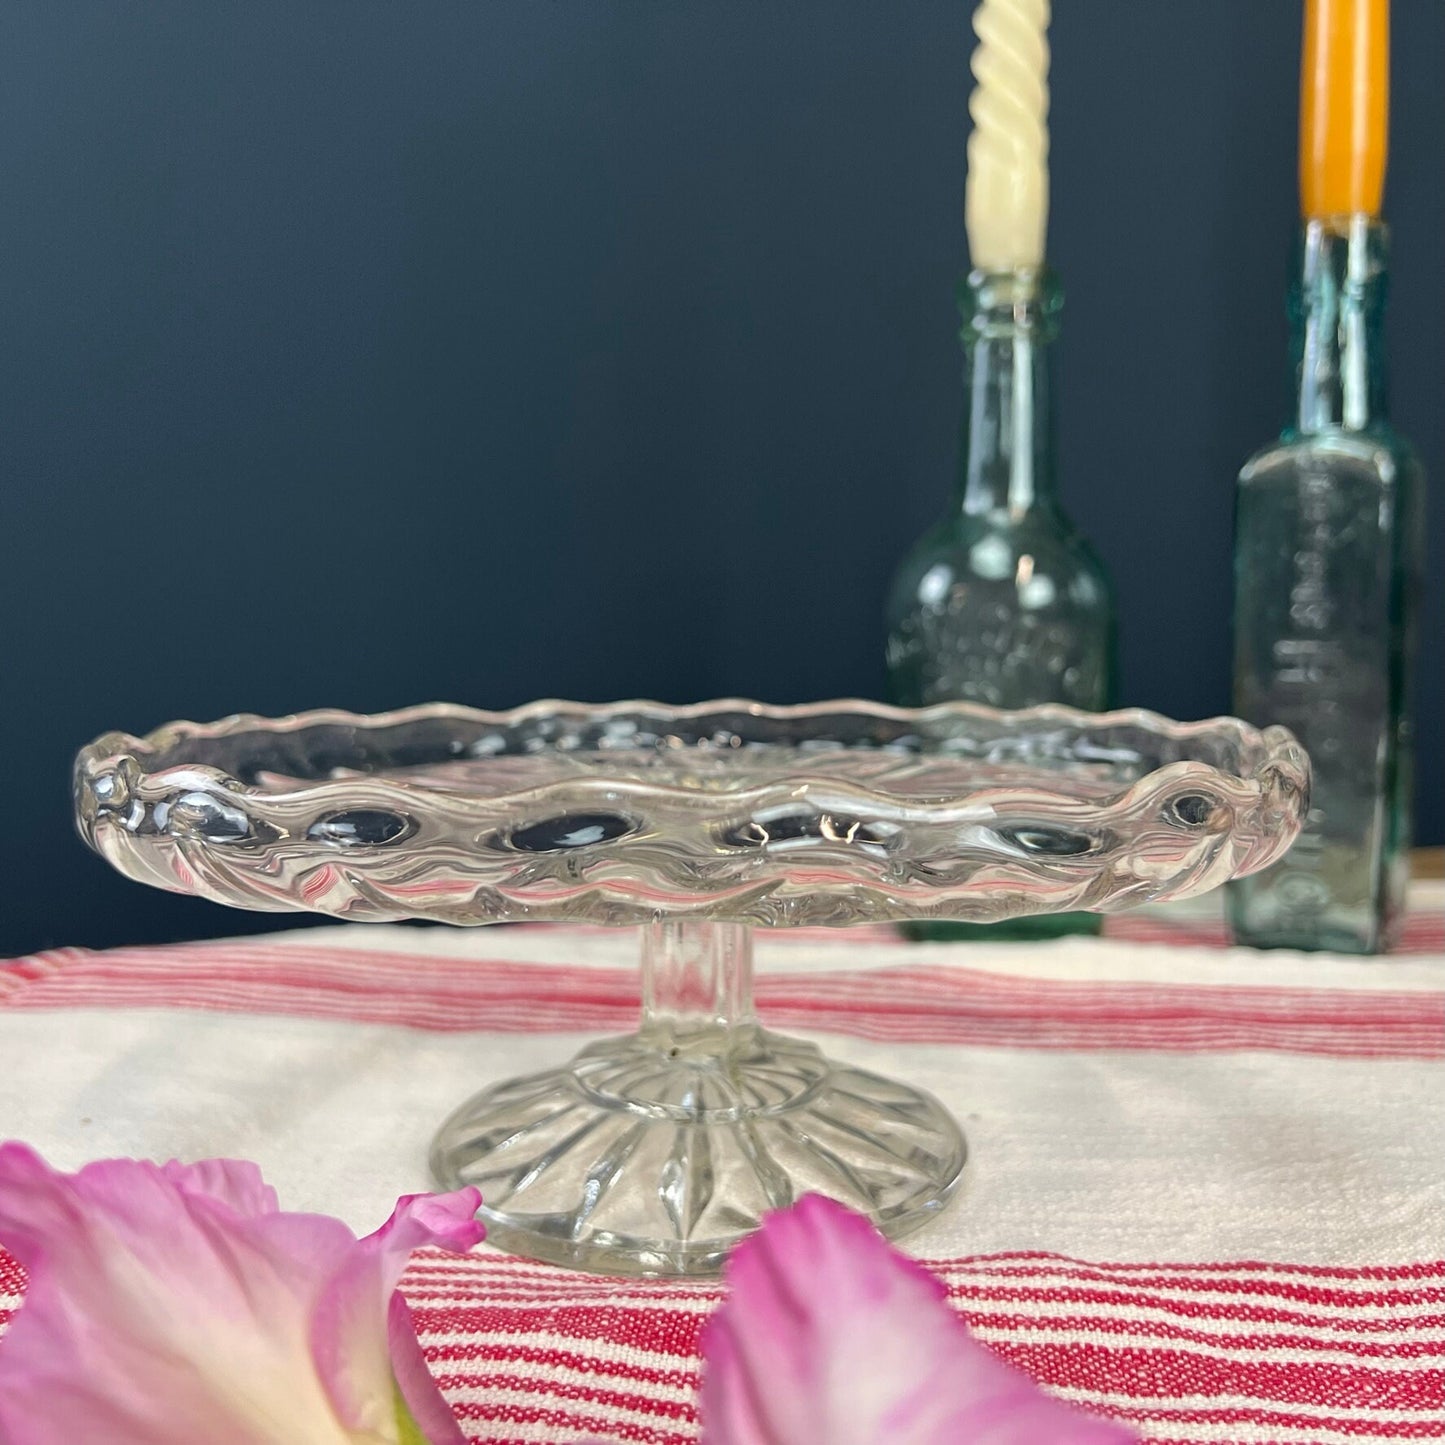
[641,919,753,1038]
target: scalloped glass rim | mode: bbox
[75,698,1308,928]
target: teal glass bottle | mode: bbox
[885,269,1116,941]
[1229,218,1424,954]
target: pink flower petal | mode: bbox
[312,1189,483,1441]
[0,1144,482,1445]
[159,1157,279,1218]
[0,1143,354,1444]
[700,1195,1136,1445]
[388,1293,469,1445]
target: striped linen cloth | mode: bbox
[1,888,1442,1444]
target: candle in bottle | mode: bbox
[965,0,1050,271]
[1300,0,1388,217]
[886,0,1116,944]
[1229,0,1422,954]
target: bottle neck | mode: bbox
[956,269,1061,518]
[1291,216,1389,435]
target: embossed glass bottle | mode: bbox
[886,269,1116,941]
[1229,218,1423,954]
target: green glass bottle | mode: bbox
[1228,218,1423,953]
[885,269,1116,941]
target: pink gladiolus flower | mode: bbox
[700,1195,1137,1445]
[0,1143,483,1445]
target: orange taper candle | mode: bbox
[1300,0,1388,217]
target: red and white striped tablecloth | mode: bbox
[2,891,1442,1444]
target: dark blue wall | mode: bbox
[3,2,1440,953]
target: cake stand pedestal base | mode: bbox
[429,921,966,1276]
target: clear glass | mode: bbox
[76,698,1307,1274]
[1229,219,1424,954]
[886,269,1116,940]
[431,918,965,1274]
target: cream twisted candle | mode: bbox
[965,0,1050,271]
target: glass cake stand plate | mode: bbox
[76,699,1306,1276]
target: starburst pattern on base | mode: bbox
[430,1026,967,1277]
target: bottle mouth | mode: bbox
[957,267,1062,341]
[1293,216,1388,318]
[1303,215,1389,245]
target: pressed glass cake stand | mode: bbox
[75,700,1306,1275]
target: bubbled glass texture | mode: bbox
[76,699,1306,929]
[886,519,1114,712]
